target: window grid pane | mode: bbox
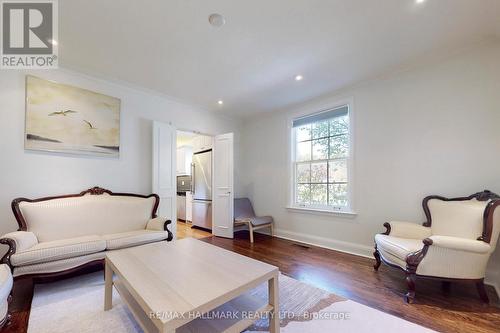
[294,110,350,209]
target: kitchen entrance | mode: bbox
[176,130,214,237]
[152,121,235,240]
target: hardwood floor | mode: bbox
[2,230,499,333]
[201,231,500,333]
[176,220,212,239]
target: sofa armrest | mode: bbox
[384,221,432,239]
[0,231,38,267]
[426,236,490,254]
[0,264,13,302]
[146,217,173,241]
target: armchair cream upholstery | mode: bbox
[0,187,173,279]
[374,190,500,303]
[0,265,13,328]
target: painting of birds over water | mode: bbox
[25,75,120,157]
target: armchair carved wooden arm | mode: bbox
[373,190,500,303]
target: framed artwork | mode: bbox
[25,75,121,157]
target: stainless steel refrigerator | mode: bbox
[191,150,212,230]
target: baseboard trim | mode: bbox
[273,228,373,259]
[485,275,500,304]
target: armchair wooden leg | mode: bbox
[249,224,254,243]
[405,273,416,303]
[373,247,381,271]
[476,280,489,304]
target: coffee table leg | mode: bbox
[104,259,113,311]
[268,273,279,333]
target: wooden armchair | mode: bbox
[373,190,500,303]
[234,198,274,243]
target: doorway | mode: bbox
[152,121,235,240]
[176,130,214,239]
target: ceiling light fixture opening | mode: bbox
[415,0,426,4]
[209,14,226,27]
[295,75,303,81]
[217,100,224,105]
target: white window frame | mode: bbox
[287,98,355,216]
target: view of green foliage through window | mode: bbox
[294,111,349,209]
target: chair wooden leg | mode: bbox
[249,224,254,243]
[405,273,416,303]
[476,280,489,304]
[373,246,381,271]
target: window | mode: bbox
[291,105,351,212]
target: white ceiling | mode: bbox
[59,0,500,118]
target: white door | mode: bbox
[212,133,234,238]
[152,121,177,239]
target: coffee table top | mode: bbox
[106,238,279,327]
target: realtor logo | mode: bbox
[1,0,58,69]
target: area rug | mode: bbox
[27,272,436,333]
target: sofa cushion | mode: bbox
[102,230,169,250]
[249,216,273,226]
[375,234,424,261]
[12,252,105,278]
[10,235,106,266]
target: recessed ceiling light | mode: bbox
[295,75,303,81]
[415,0,426,4]
[209,14,225,27]
[217,100,224,105]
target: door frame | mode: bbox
[152,121,177,239]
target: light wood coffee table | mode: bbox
[104,238,280,333]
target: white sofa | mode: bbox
[374,190,500,303]
[0,187,173,279]
[0,264,12,328]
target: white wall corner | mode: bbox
[273,228,374,258]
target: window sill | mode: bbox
[286,206,357,218]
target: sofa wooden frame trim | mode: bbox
[1,187,173,282]
[374,190,500,304]
[11,186,161,231]
[14,259,105,283]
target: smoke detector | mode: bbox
[209,13,225,27]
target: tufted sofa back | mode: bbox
[15,192,157,242]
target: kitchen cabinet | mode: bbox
[176,195,186,221]
[176,146,193,175]
[186,191,193,222]
[192,135,213,153]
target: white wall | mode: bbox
[0,68,242,238]
[240,42,500,287]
